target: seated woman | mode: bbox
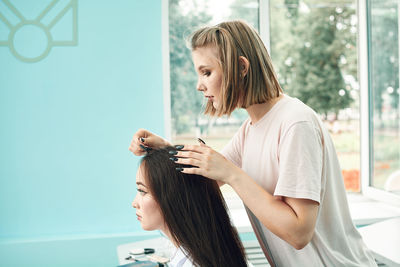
[132,146,248,267]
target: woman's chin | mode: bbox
[141,225,157,231]
[142,226,151,231]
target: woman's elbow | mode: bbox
[290,231,314,250]
[292,238,310,250]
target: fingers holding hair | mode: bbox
[179,166,203,176]
[129,129,151,155]
[174,145,210,161]
[171,144,213,171]
[173,157,203,168]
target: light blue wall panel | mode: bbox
[0,0,163,265]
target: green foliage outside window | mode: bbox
[271,0,356,119]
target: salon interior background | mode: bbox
[0,0,399,266]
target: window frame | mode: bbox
[162,0,171,142]
[358,0,400,205]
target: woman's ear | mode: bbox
[239,56,249,78]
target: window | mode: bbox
[367,0,400,196]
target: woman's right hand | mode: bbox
[129,129,171,156]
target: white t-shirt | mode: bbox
[168,247,195,267]
[222,95,377,267]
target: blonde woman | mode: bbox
[130,20,376,267]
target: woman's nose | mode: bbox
[197,80,205,92]
[132,196,138,209]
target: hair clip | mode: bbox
[197,138,206,145]
[140,144,152,152]
[129,248,155,255]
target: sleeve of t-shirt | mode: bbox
[274,121,323,203]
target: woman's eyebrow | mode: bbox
[198,65,210,71]
[136,182,147,187]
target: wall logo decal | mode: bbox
[0,0,78,63]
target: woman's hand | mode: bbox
[129,129,171,156]
[172,145,244,184]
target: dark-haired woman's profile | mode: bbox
[132,147,248,267]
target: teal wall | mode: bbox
[0,0,164,266]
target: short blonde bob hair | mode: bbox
[190,20,283,116]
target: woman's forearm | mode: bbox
[228,170,318,250]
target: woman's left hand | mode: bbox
[172,145,243,184]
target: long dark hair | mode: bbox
[141,147,247,267]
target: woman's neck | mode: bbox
[161,227,179,248]
[246,95,283,124]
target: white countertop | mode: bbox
[358,217,400,266]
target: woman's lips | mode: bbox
[136,214,142,221]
